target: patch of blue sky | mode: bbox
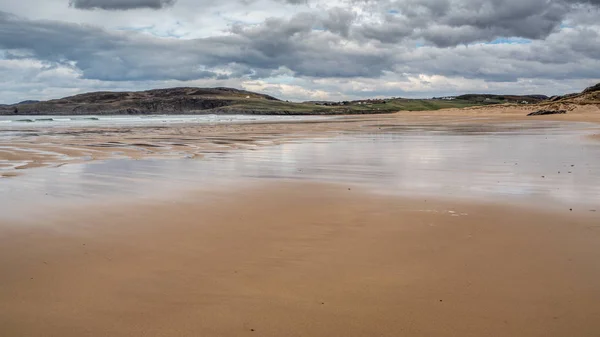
[116,25,188,39]
[116,25,155,33]
[488,37,532,45]
[215,11,263,26]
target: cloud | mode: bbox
[1,10,400,81]
[1,0,600,103]
[69,0,177,10]
[354,0,577,46]
[321,7,356,37]
[1,8,600,84]
[273,0,308,4]
[565,0,600,4]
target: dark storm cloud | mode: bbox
[392,27,600,81]
[321,7,356,37]
[0,11,217,81]
[1,0,600,87]
[0,11,393,81]
[228,12,395,77]
[69,0,176,10]
[355,0,576,46]
[564,0,600,4]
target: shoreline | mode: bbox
[2,118,599,215]
[2,105,599,177]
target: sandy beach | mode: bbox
[1,105,600,336]
[2,182,600,337]
[4,0,600,334]
[1,103,599,176]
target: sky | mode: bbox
[1,0,599,103]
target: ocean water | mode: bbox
[0,114,330,129]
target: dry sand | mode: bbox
[438,101,600,123]
[1,182,599,337]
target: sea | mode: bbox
[0,114,329,129]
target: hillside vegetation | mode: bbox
[3,85,596,116]
[1,87,489,116]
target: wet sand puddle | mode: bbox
[1,121,599,218]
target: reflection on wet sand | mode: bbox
[1,117,600,337]
[3,111,596,175]
[1,121,599,216]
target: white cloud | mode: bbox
[0,0,599,103]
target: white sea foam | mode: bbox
[0,114,330,129]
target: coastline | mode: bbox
[3,0,600,334]
[2,104,599,177]
[2,106,600,336]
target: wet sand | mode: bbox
[1,182,600,337]
[1,103,599,175]
[2,106,600,336]
[2,120,599,213]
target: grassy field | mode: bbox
[352,99,483,111]
[216,98,485,115]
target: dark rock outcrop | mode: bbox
[527,109,567,116]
